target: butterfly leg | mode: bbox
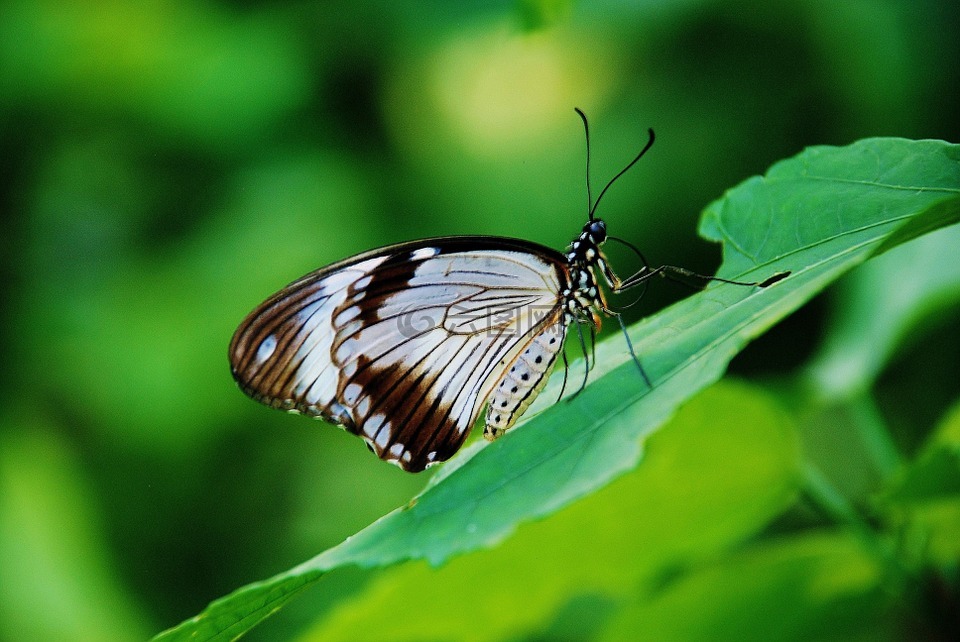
[610,310,652,388]
[556,349,570,404]
[594,259,657,388]
[570,321,591,399]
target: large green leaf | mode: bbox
[295,381,798,641]
[806,220,960,402]
[597,531,898,641]
[154,137,960,641]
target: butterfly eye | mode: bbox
[585,219,607,244]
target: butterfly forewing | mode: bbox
[229,237,570,472]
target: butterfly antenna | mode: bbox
[589,126,655,220]
[574,108,594,220]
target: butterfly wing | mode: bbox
[229,237,570,472]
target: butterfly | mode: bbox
[229,109,786,472]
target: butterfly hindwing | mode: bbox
[229,237,570,472]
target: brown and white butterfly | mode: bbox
[228,110,784,472]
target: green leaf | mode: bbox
[296,381,798,642]
[700,137,960,275]
[788,223,960,486]
[153,137,960,641]
[0,0,310,148]
[881,398,960,566]
[806,222,960,401]
[0,416,150,641]
[597,532,898,642]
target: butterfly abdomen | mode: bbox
[484,322,567,440]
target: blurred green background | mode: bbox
[1,0,958,640]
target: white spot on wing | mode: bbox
[355,256,388,272]
[327,403,350,424]
[343,383,362,405]
[255,335,277,363]
[342,359,358,377]
[374,419,392,448]
[338,319,363,338]
[357,396,370,416]
[335,306,361,324]
[410,247,440,260]
[365,413,384,432]
[319,257,387,292]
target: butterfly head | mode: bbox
[567,218,607,266]
[584,219,607,244]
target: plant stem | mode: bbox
[802,462,908,587]
[849,391,901,480]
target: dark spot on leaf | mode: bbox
[758,271,791,287]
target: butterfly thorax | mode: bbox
[562,219,608,326]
